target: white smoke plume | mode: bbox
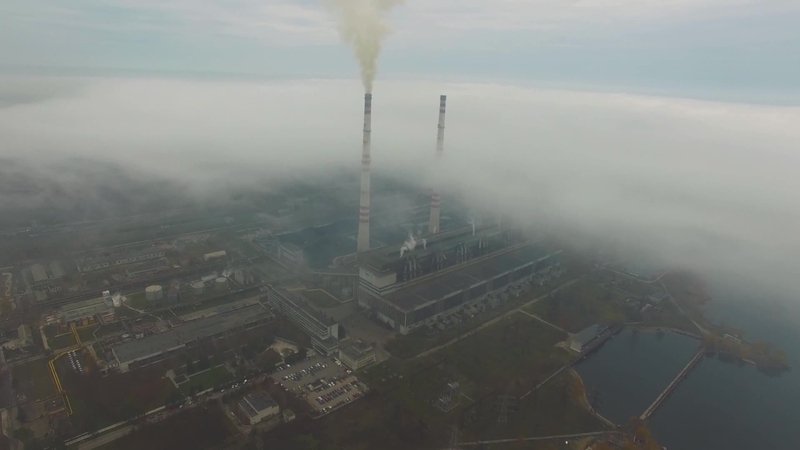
[399,232,417,257]
[326,0,404,93]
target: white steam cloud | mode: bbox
[326,0,404,93]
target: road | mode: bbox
[452,430,623,447]
[78,425,133,450]
[415,276,583,359]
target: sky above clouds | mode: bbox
[2,0,799,99]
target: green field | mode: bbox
[12,358,57,401]
[47,333,77,350]
[179,366,232,395]
[526,279,639,333]
[385,280,556,359]
[77,325,101,343]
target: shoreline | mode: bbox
[568,367,616,428]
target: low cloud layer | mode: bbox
[1,76,799,298]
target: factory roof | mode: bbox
[60,303,110,323]
[126,258,170,276]
[383,245,556,311]
[359,225,503,271]
[30,264,49,283]
[49,261,66,279]
[76,247,167,269]
[113,304,273,365]
[272,288,337,327]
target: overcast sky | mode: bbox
[1,1,800,299]
[2,0,799,100]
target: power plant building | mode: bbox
[76,249,166,272]
[358,226,562,334]
[265,287,341,355]
[111,304,274,372]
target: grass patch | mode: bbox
[179,366,232,395]
[48,333,77,350]
[526,278,639,333]
[126,292,149,310]
[96,405,231,450]
[76,325,100,343]
[12,358,57,401]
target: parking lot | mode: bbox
[270,354,369,415]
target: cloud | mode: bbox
[1,76,799,297]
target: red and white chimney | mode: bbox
[428,95,447,234]
[357,93,372,252]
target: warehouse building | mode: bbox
[235,392,280,425]
[76,248,167,272]
[265,287,340,355]
[569,324,609,352]
[357,227,561,334]
[112,304,274,372]
[17,324,34,348]
[338,341,377,371]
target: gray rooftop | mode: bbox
[340,341,374,360]
[244,392,278,413]
[113,304,273,365]
[77,247,166,267]
[49,261,66,279]
[30,264,49,283]
[383,245,556,311]
[573,324,608,345]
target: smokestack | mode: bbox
[428,95,447,234]
[357,93,372,252]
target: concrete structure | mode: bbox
[191,281,205,295]
[111,304,274,372]
[357,93,372,253]
[145,285,163,301]
[76,248,166,272]
[266,287,340,355]
[203,250,227,262]
[126,259,169,278]
[282,409,296,423]
[214,277,228,292]
[17,324,34,348]
[235,392,279,425]
[338,341,377,371]
[358,225,561,334]
[569,324,609,352]
[428,94,447,235]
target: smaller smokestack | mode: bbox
[428,95,447,235]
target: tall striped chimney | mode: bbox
[428,95,447,234]
[357,93,372,252]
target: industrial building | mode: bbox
[57,297,111,324]
[17,324,34,348]
[569,324,609,352]
[111,304,274,372]
[338,341,377,371]
[265,287,340,355]
[357,224,561,334]
[76,248,166,272]
[29,263,59,287]
[126,259,169,278]
[235,392,279,425]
